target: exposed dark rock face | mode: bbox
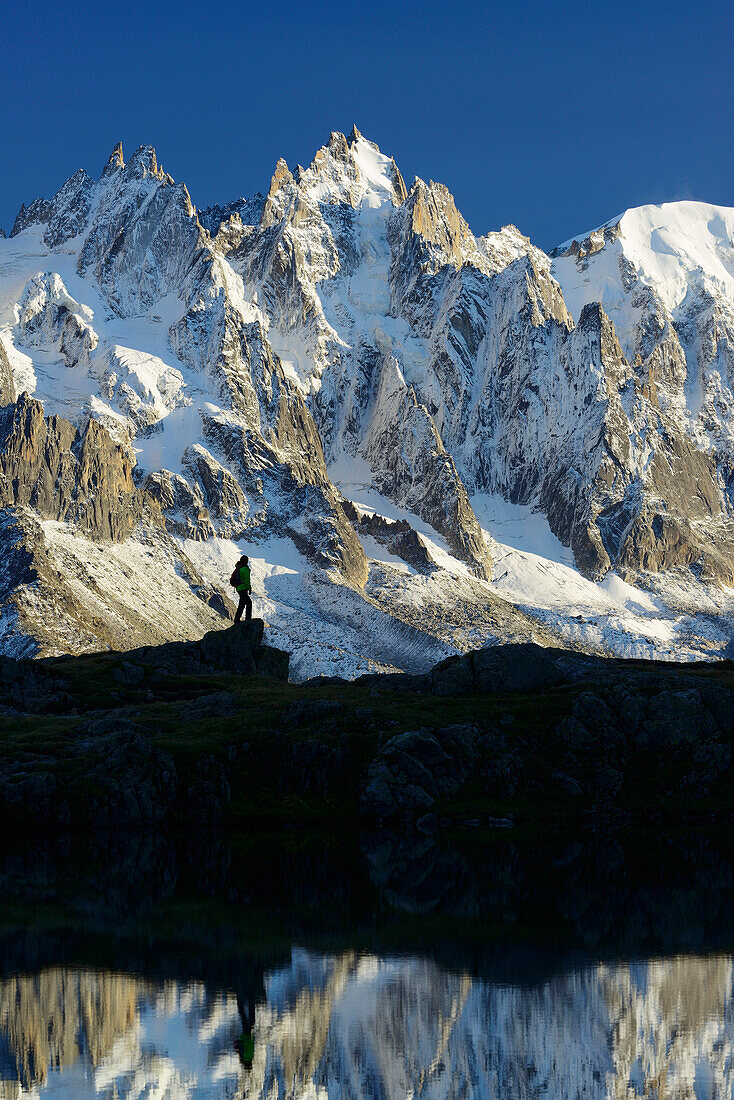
[0,337,15,406]
[221,129,492,579]
[198,194,265,236]
[363,358,492,577]
[17,272,98,371]
[360,724,485,819]
[0,504,233,659]
[10,196,53,237]
[549,220,622,263]
[43,169,96,248]
[426,643,566,697]
[199,400,366,585]
[0,393,150,541]
[550,210,734,583]
[342,500,436,572]
[142,467,215,540]
[0,721,178,829]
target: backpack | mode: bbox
[229,566,240,588]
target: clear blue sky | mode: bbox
[2,0,732,249]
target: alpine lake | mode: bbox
[2,825,734,1098]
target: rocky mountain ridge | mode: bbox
[0,132,732,669]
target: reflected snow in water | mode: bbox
[1,952,733,1098]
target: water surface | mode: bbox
[2,828,734,1097]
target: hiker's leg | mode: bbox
[234,593,246,623]
[245,594,252,621]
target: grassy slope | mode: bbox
[1,647,733,831]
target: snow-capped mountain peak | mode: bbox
[0,136,733,671]
[553,199,734,318]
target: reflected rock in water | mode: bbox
[0,971,244,1098]
[0,970,138,1090]
[246,951,734,1098]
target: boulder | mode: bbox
[360,724,485,820]
[428,643,565,696]
[255,644,290,681]
[196,619,289,680]
[200,619,264,673]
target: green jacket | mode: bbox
[237,564,251,592]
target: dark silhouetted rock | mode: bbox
[0,721,178,829]
[360,724,485,820]
[255,643,290,681]
[428,643,565,696]
[197,619,289,680]
[200,619,264,672]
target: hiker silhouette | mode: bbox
[230,555,252,623]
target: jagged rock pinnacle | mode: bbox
[127,144,159,179]
[103,141,124,178]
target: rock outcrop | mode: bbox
[360,724,485,820]
[0,336,15,407]
[0,619,289,829]
[0,721,178,829]
[358,645,734,823]
[342,500,436,572]
[0,631,732,835]
[199,618,289,678]
[0,393,148,541]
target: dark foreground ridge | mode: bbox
[0,625,732,835]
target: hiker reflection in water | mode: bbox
[236,991,259,1071]
[230,555,253,623]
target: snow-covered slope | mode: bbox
[553,200,734,452]
[0,135,732,673]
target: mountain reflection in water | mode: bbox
[0,953,732,1098]
[3,827,734,1097]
